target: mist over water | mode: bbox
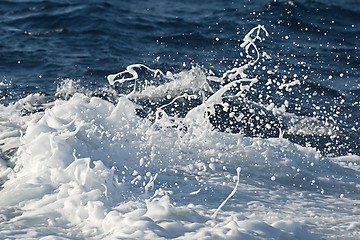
[0,0,359,239]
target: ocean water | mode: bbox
[0,0,359,239]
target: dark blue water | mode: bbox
[1,0,359,156]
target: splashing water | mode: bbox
[105,25,338,146]
[106,26,271,130]
[0,25,359,240]
[212,167,241,219]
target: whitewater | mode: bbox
[0,23,359,239]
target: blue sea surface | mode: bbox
[0,0,359,153]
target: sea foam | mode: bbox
[0,26,359,239]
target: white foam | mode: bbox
[0,26,359,239]
[0,90,359,239]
